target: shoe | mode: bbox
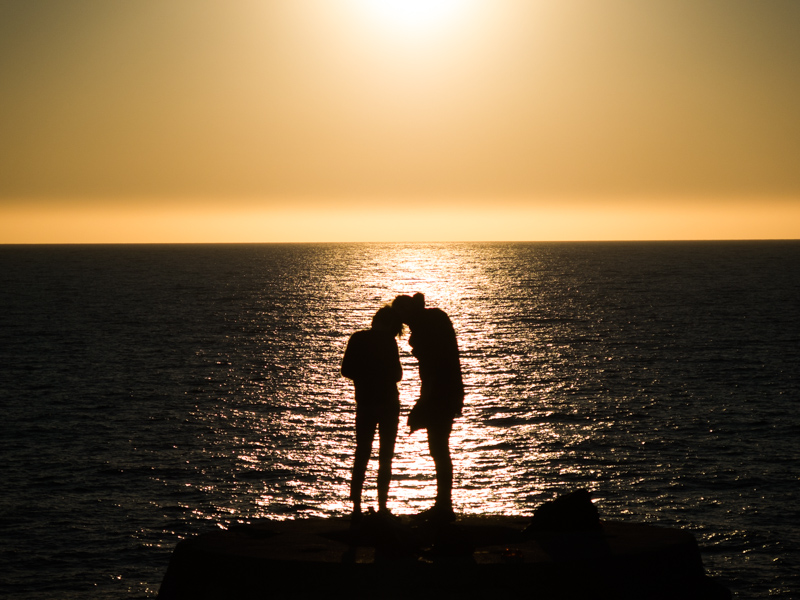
[412,504,456,523]
[377,507,395,519]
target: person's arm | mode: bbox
[391,340,402,383]
[341,333,362,380]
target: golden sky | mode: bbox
[1,0,799,242]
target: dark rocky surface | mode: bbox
[158,512,731,599]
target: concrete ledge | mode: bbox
[158,515,730,599]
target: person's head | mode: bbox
[391,293,425,325]
[371,305,403,337]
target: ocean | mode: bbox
[0,241,798,598]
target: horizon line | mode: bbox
[2,238,798,246]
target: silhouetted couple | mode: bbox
[341,293,464,523]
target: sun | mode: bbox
[353,0,477,36]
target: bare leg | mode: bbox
[376,407,399,512]
[427,419,453,510]
[351,411,376,516]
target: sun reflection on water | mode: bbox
[310,243,560,516]
[191,243,625,523]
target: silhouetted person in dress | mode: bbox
[341,306,403,519]
[392,293,463,522]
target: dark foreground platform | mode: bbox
[158,514,730,599]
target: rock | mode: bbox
[522,489,602,535]
[157,512,731,600]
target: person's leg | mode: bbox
[376,404,399,512]
[351,410,377,516]
[427,418,453,510]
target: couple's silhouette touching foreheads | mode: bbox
[341,293,464,523]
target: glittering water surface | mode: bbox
[1,242,798,598]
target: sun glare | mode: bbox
[353,0,477,36]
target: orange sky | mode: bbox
[1,0,799,242]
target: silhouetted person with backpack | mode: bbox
[341,306,403,520]
[392,293,463,522]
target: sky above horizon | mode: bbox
[2,0,799,243]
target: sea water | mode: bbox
[0,241,798,598]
